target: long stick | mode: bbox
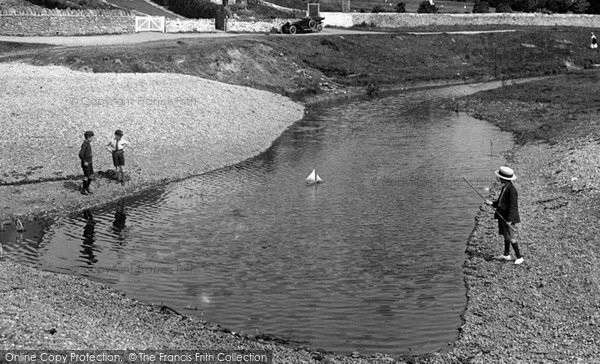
[463,177,488,201]
[463,177,514,229]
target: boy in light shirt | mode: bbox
[106,129,129,185]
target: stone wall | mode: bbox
[321,12,600,28]
[165,18,215,32]
[0,9,135,36]
[226,18,295,32]
[0,9,218,35]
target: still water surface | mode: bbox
[2,83,514,355]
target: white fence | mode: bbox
[135,16,165,32]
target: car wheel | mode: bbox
[308,19,317,29]
[316,24,323,32]
[289,25,297,34]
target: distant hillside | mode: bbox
[23,0,116,10]
[0,0,44,10]
[106,0,182,18]
[0,0,182,17]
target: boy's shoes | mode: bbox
[514,257,524,265]
[86,189,93,195]
[81,189,89,195]
[495,254,512,261]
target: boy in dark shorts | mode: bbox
[106,129,129,185]
[486,166,523,265]
[78,131,94,195]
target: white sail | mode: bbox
[306,169,323,184]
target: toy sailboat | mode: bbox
[306,169,323,185]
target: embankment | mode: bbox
[4,28,600,100]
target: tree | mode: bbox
[372,4,387,12]
[473,0,490,12]
[587,0,600,13]
[417,0,438,12]
[396,1,406,12]
[569,0,590,13]
[495,2,512,12]
[544,0,570,13]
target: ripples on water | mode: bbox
[2,85,514,355]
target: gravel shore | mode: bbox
[1,259,400,363]
[0,62,304,221]
[444,139,600,363]
[3,61,600,363]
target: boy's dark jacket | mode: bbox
[79,140,92,164]
[492,182,520,223]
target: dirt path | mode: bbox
[407,29,517,35]
[0,28,388,47]
[0,28,519,48]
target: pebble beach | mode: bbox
[0,62,305,221]
[2,58,600,363]
[446,139,600,363]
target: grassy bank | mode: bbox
[1,28,599,102]
[461,71,600,144]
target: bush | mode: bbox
[494,2,512,11]
[509,0,531,11]
[472,0,490,12]
[544,0,570,12]
[417,1,438,12]
[587,0,600,13]
[372,4,386,12]
[569,0,589,12]
[168,0,224,18]
[150,0,169,6]
[395,1,406,12]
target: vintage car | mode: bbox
[281,16,324,34]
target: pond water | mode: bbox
[2,82,515,355]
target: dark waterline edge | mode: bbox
[7,76,534,361]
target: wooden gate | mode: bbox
[135,16,165,32]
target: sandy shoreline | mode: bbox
[0,62,304,222]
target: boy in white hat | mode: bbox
[486,166,523,265]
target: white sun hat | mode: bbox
[495,166,517,181]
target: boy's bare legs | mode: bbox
[116,165,124,185]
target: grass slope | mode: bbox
[105,0,181,18]
[463,71,600,144]
[2,28,598,102]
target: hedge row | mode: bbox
[150,0,224,18]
